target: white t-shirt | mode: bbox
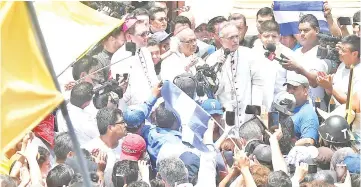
[82,137,122,171]
[292,45,329,110]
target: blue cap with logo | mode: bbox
[123,106,146,128]
[201,99,223,115]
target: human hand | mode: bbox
[234,149,250,171]
[152,82,163,98]
[265,123,283,142]
[95,151,107,172]
[294,162,308,182]
[24,140,38,160]
[21,132,34,153]
[65,81,77,91]
[228,165,241,178]
[138,160,150,181]
[282,60,303,74]
[249,155,261,166]
[323,1,332,18]
[316,72,333,89]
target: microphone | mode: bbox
[125,41,136,56]
[264,43,288,64]
[214,48,231,73]
[195,46,199,53]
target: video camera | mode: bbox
[92,79,124,109]
[317,33,342,73]
[195,64,219,98]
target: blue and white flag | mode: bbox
[161,80,211,152]
[273,1,329,36]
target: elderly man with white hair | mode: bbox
[160,28,206,82]
[206,22,263,126]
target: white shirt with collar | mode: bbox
[292,45,329,110]
[206,47,263,126]
[56,103,99,146]
[160,52,205,81]
[111,45,159,105]
[332,62,361,106]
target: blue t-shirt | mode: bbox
[291,101,319,141]
[292,43,302,51]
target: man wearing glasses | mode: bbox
[160,28,205,81]
[111,18,159,106]
[206,23,263,126]
[149,7,168,34]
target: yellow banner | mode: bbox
[1,2,63,154]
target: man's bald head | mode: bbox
[179,11,195,30]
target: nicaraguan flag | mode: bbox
[273,1,329,36]
[161,80,211,152]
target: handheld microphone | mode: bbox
[214,48,231,72]
[264,44,288,64]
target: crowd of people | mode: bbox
[1,1,361,187]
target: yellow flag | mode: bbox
[1,2,63,154]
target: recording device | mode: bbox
[125,41,136,56]
[317,33,342,72]
[308,164,318,174]
[221,151,234,168]
[264,43,288,64]
[225,111,236,126]
[338,17,352,25]
[268,111,280,132]
[92,79,123,109]
[245,105,261,116]
[214,49,231,73]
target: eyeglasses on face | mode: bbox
[221,35,239,41]
[136,31,150,38]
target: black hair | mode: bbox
[150,179,165,187]
[70,82,93,108]
[128,181,150,187]
[132,8,149,17]
[37,146,50,167]
[72,56,99,81]
[172,16,192,31]
[149,7,166,20]
[96,107,123,135]
[299,14,320,30]
[259,20,280,34]
[54,132,73,161]
[267,171,292,187]
[228,13,247,26]
[148,38,159,47]
[256,7,275,21]
[353,10,360,23]
[112,160,139,187]
[341,34,360,57]
[155,102,177,129]
[46,164,74,187]
[173,73,197,99]
[207,16,227,33]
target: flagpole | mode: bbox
[25,2,92,187]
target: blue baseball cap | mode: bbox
[123,106,146,128]
[201,99,223,115]
[344,154,360,174]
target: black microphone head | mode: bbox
[125,42,136,56]
[266,43,276,52]
[195,46,199,53]
[224,48,231,56]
